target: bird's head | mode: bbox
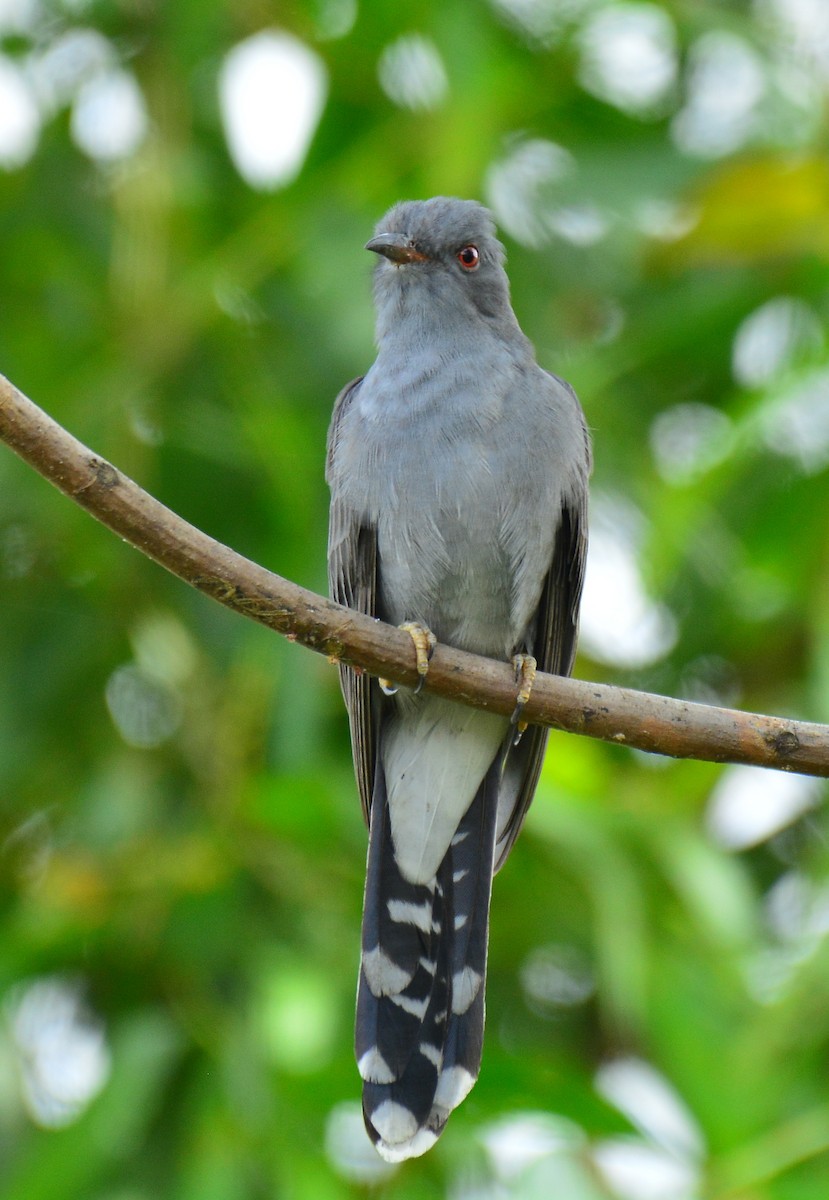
[366,197,517,330]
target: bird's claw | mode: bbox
[380,622,437,695]
[510,653,537,744]
[403,622,437,694]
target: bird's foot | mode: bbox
[510,653,537,744]
[380,622,437,696]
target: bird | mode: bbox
[326,197,590,1162]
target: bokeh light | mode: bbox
[219,30,327,189]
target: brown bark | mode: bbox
[1,371,827,777]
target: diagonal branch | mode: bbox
[1,371,828,778]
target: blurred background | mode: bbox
[1,1,829,1197]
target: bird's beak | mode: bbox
[365,232,429,264]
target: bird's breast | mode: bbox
[337,350,555,657]
[375,427,519,657]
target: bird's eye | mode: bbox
[456,245,480,270]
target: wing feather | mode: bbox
[494,393,590,869]
[327,377,379,825]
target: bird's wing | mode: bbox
[327,376,378,826]
[494,396,591,870]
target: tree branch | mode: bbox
[1,371,827,777]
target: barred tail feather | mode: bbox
[356,759,500,1161]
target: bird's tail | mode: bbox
[356,756,500,1162]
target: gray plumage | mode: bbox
[326,197,590,1161]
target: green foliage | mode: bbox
[2,1,829,1196]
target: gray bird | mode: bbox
[326,197,590,1161]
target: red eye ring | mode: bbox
[457,245,480,270]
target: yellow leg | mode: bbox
[380,622,437,696]
[511,653,537,744]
